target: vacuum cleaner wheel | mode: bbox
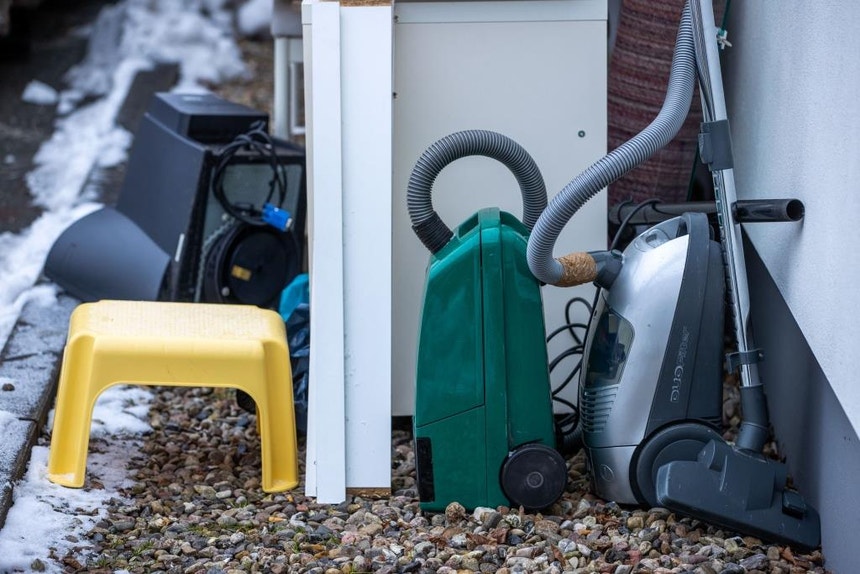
[632,421,723,508]
[500,443,568,511]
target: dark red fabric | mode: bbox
[607,0,705,206]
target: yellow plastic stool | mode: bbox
[47,300,299,493]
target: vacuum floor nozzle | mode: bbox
[656,439,821,550]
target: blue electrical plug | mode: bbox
[262,203,293,231]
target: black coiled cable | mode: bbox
[210,121,288,227]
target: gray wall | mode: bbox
[746,240,858,573]
[724,3,860,570]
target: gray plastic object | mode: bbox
[656,439,821,549]
[44,206,170,302]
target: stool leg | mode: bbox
[47,336,101,488]
[253,349,299,492]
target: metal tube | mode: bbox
[693,0,766,451]
[273,37,290,140]
[735,198,804,222]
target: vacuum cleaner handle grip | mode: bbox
[407,130,548,255]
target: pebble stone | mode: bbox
[48,386,827,573]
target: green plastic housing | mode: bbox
[413,207,556,512]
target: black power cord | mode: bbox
[609,197,664,251]
[550,197,667,452]
[210,121,290,228]
[548,296,592,450]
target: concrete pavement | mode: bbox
[0,0,176,528]
[0,292,76,528]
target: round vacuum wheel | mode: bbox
[500,443,568,511]
[632,422,723,508]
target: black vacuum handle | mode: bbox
[610,199,804,227]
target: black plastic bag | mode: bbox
[285,302,309,434]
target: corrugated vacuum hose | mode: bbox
[407,129,547,254]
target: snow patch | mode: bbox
[0,205,99,344]
[65,0,246,101]
[238,0,273,38]
[21,80,59,106]
[0,385,152,572]
[0,443,138,572]
[91,385,154,438]
[0,409,16,431]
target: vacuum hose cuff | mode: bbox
[527,0,696,286]
[555,250,623,288]
[407,130,548,254]
[411,213,454,257]
[556,252,597,287]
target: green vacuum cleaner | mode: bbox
[409,130,568,513]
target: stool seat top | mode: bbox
[70,300,286,341]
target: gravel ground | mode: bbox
[43,380,827,574]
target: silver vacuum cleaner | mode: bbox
[527,0,820,549]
